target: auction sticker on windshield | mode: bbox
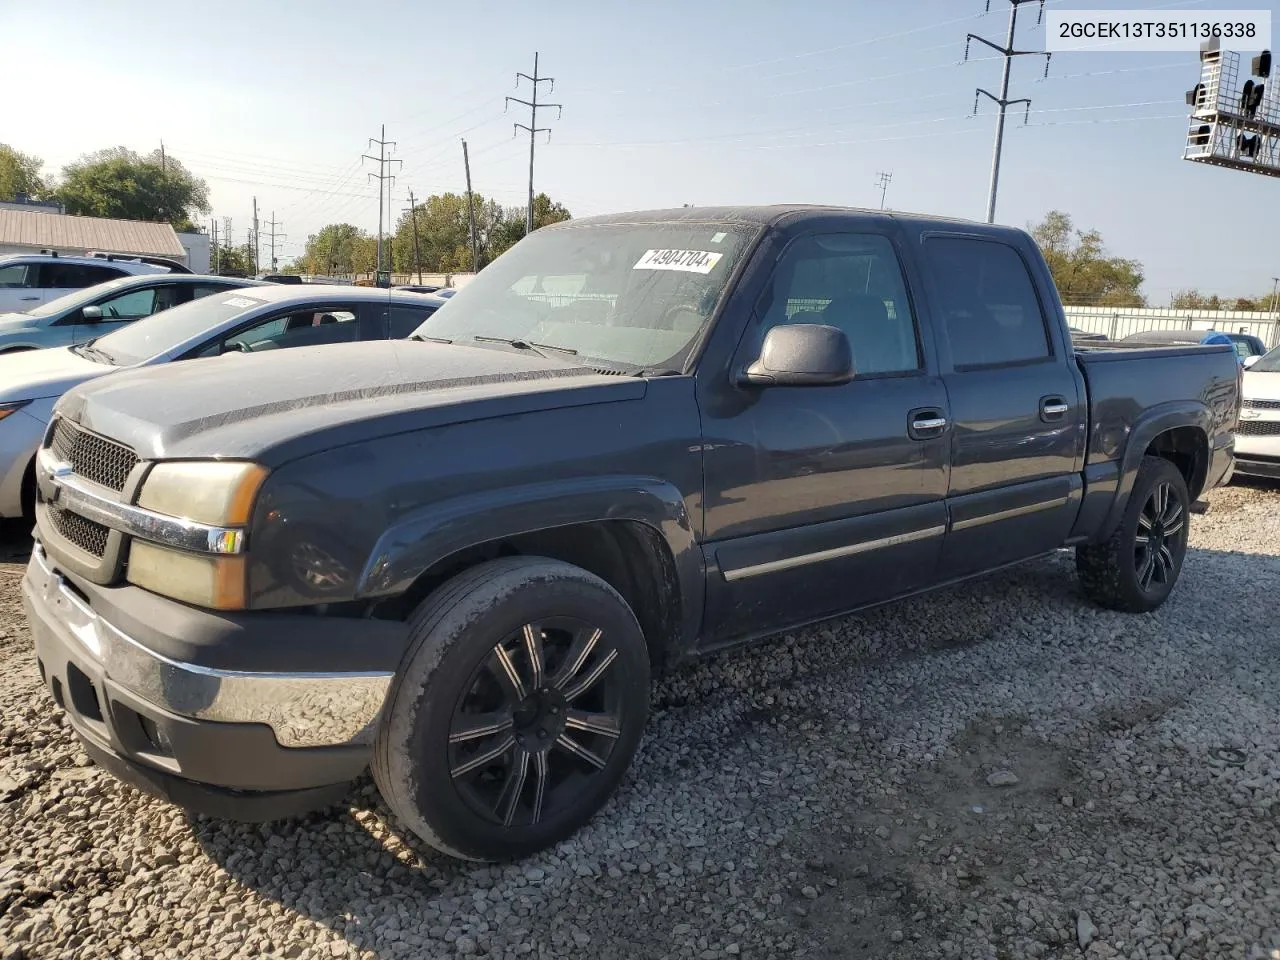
[222,296,260,308]
[633,249,724,274]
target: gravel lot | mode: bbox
[1,482,1279,960]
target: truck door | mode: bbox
[919,233,1086,580]
[698,226,950,645]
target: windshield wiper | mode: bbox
[472,336,579,359]
[71,341,116,365]
[408,333,453,343]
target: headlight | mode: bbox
[126,460,268,609]
[136,460,267,526]
[0,400,31,423]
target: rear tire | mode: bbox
[1076,455,1190,613]
[372,556,650,861]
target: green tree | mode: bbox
[296,223,371,275]
[0,144,46,200]
[210,242,253,276]
[55,147,210,230]
[1030,210,1146,307]
[1170,289,1269,311]
[392,191,572,274]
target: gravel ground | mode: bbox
[1,483,1279,960]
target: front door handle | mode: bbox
[1040,396,1069,422]
[19,296,38,301]
[908,408,948,440]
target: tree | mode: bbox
[1029,211,1146,307]
[210,242,253,276]
[55,147,210,230]
[390,191,571,275]
[293,223,371,275]
[1170,289,1270,311]
[0,144,46,201]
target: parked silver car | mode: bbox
[0,274,259,353]
[0,284,446,519]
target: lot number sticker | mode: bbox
[633,249,724,274]
[222,296,259,308]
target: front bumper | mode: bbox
[21,541,402,818]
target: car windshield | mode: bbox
[27,276,136,318]
[411,221,757,370]
[1249,344,1280,373]
[86,291,267,366]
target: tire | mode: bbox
[372,556,650,861]
[1076,455,1191,613]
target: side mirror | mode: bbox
[80,305,103,321]
[739,323,855,387]
[1243,354,1259,369]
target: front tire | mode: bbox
[1076,455,1191,613]
[372,556,650,861]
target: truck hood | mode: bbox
[0,346,109,403]
[1243,369,1280,402]
[56,339,643,464]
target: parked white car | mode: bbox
[1235,344,1280,482]
[0,254,173,314]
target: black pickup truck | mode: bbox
[22,205,1239,862]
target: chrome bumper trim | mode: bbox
[27,543,393,747]
[37,448,245,555]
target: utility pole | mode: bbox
[160,140,166,174]
[506,53,562,236]
[261,213,285,272]
[251,197,260,275]
[407,190,423,284]
[875,171,893,210]
[211,218,219,274]
[965,0,1051,223]
[1269,277,1279,317]
[363,124,401,282]
[462,139,480,272]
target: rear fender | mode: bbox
[1095,400,1211,541]
[354,474,703,647]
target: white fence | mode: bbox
[1064,306,1280,349]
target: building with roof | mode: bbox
[0,207,189,265]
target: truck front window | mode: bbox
[411,222,757,370]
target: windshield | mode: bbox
[412,222,757,370]
[1249,344,1280,373]
[88,291,267,366]
[27,276,136,318]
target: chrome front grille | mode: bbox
[47,504,110,558]
[50,419,138,492]
[1237,420,1280,437]
[1243,398,1280,411]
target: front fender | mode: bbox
[354,474,703,646]
[1097,399,1212,540]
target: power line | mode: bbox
[506,52,561,235]
[363,124,402,280]
[965,0,1052,223]
[875,171,893,210]
[261,212,286,272]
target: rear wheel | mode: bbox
[1076,455,1190,612]
[373,556,650,861]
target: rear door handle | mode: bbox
[908,408,948,440]
[1040,396,1069,422]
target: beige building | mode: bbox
[0,208,188,265]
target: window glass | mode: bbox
[924,237,1051,368]
[0,264,30,288]
[82,265,124,285]
[757,233,920,376]
[388,304,439,339]
[215,308,361,355]
[412,223,756,369]
[97,288,157,319]
[92,292,267,365]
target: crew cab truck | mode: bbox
[21,206,1239,862]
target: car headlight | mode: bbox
[0,400,31,423]
[126,460,268,609]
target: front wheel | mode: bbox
[1076,455,1191,613]
[373,556,650,861]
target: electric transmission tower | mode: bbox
[875,171,893,209]
[506,53,562,235]
[965,0,1051,223]
[363,125,402,280]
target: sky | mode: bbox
[2,0,1276,302]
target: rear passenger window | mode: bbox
[924,237,1051,369]
[40,263,122,289]
[757,233,920,376]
